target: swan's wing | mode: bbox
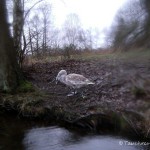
[66,74,89,85]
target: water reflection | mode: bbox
[23,126,148,150]
[0,114,149,150]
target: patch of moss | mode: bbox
[17,81,35,93]
[0,91,48,117]
[132,87,146,97]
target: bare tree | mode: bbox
[62,13,83,58]
[39,3,52,55]
[26,15,43,57]
[24,2,53,58]
[49,28,61,51]
[63,13,82,47]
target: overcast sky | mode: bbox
[42,0,128,47]
[23,0,128,47]
[50,0,128,30]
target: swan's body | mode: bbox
[56,70,94,96]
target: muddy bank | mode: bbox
[0,59,150,139]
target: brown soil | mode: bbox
[23,59,150,120]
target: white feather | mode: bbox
[56,70,94,90]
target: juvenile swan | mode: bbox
[56,70,94,96]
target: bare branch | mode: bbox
[24,0,45,20]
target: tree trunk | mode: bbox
[13,0,24,67]
[0,0,22,91]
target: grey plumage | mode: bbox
[56,70,94,96]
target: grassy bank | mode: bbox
[26,49,150,64]
[0,89,149,140]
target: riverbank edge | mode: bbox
[0,91,149,141]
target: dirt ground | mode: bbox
[24,58,150,122]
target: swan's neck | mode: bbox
[59,75,66,84]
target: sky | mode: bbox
[44,0,128,47]
[50,0,128,30]
[23,0,128,47]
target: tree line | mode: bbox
[108,0,150,51]
[7,0,101,63]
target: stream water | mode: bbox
[0,114,149,150]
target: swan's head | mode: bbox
[56,70,67,84]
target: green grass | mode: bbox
[115,49,150,61]
[79,49,150,61]
[27,49,150,65]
